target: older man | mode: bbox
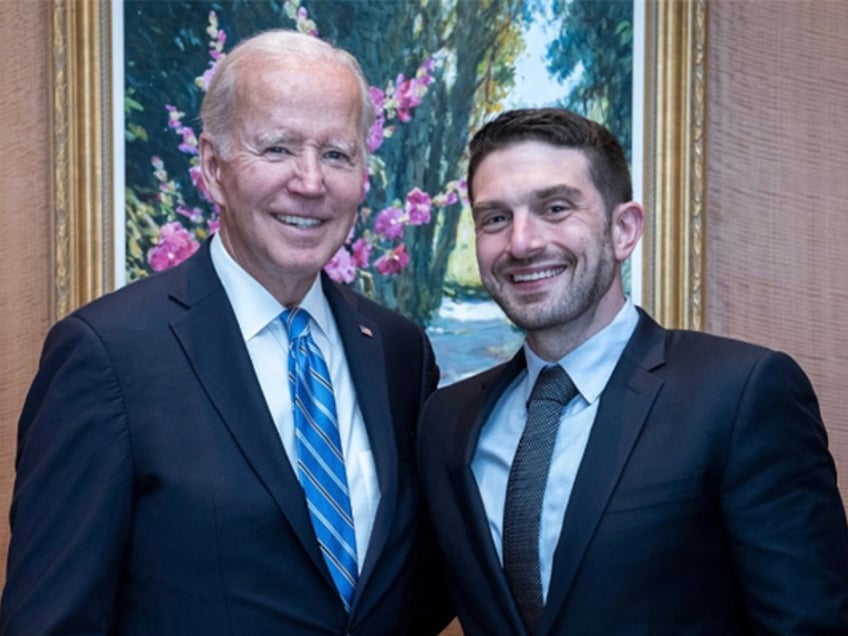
[1,30,451,635]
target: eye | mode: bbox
[323,148,356,165]
[265,145,290,156]
[544,202,572,218]
[475,210,510,233]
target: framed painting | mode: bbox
[49,0,706,383]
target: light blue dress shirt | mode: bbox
[210,234,380,571]
[471,299,639,599]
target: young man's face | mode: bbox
[471,140,626,343]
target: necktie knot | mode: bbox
[528,364,577,407]
[282,307,311,341]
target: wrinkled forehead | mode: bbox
[233,55,366,131]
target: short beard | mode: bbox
[486,226,617,335]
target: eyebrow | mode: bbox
[255,130,359,155]
[533,183,583,201]
[254,130,296,147]
[472,183,585,215]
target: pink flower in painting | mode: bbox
[176,204,204,224]
[368,118,385,154]
[405,187,431,225]
[199,64,219,91]
[432,191,455,207]
[207,217,220,234]
[209,30,227,60]
[432,179,467,207]
[148,222,200,271]
[189,165,212,202]
[370,86,385,113]
[374,206,405,240]
[374,244,409,275]
[151,156,167,183]
[351,238,372,268]
[394,74,424,123]
[179,127,199,155]
[196,11,226,91]
[368,87,387,153]
[165,104,184,130]
[296,7,319,36]
[324,246,356,283]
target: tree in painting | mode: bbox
[123,0,633,326]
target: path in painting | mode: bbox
[427,298,524,387]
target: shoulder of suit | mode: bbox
[66,250,207,337]
[660,326,792,376]
[327,278,424,332]
[432,358,515,398]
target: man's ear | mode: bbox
[198,133,227,208]
[611,201,645,262]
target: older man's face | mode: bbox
[202,57,366,305]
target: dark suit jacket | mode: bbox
[1,241,450,635]
[418,309,848,635]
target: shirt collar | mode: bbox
[523,298,639,405]
[209,233,332,341]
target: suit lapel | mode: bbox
[167,243,327,579]
[322,278,396,596]
[450,352,530,634]
[540,312,667,634]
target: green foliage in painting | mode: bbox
[547,0,634,158]
[122,0,633,324]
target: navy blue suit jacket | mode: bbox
[418,309,848,635]
[2,241,450,635]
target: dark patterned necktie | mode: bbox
[502,364,578,633]
[282,308,358,612]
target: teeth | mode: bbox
[512,268,563,283]
[277,214,320,228]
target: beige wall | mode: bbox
[705,0,848,500]
[0,3,846,621]
[0,1,51,589]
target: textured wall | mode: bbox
[0,1,51,588]
[705,0,848,502]
[0,0,846,621]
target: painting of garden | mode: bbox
[123,0,634,383]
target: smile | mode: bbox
[511,267,564,283]
[275,214,321,228]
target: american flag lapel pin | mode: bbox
[359,325,373,338]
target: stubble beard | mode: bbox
[485,242,618,335]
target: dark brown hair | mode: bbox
[467,108,632,214]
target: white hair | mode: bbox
[200,29,375,158]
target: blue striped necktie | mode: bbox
[282,307,358,612]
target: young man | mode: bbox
[418,107,848,635]
[2,30,451,635]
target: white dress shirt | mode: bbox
[472,299,639,599]
[210,234,380,571]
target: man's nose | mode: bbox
[288,152,325,195]
[508,211,545,257]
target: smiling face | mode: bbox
[200,56,366,305]
[472,140,643,359]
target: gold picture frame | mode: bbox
[50,0,707,330]
[50,0,113,321]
